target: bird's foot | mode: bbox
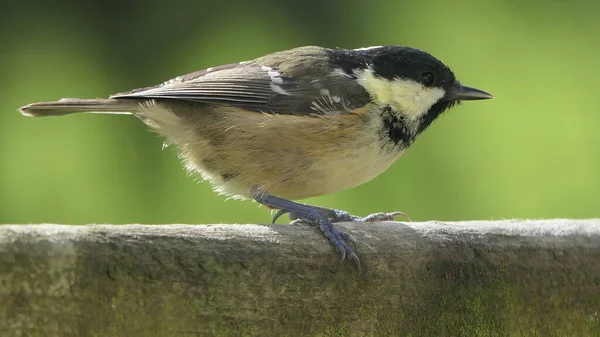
[252,189,360,269]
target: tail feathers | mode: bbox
[19,98,140,117]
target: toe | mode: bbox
[339,231,358,247]
[361,211,411,222]
[289,219,306,226]
[348,251,361,271]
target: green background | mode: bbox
[1,0,599,225]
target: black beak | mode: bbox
[448,83,493,101]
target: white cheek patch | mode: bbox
[388,80,445,118]
[356,68,445,119]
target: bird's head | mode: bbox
[332,46,492,134]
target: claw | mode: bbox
[271,209,289,223]
[338,245,346,263]
[390,211,412,222]
[348,252,361,271]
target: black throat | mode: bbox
[380,106,413,148]
[416,99,457,135]
[381,100,457,149]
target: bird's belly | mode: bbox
[209,113,402,200]
[215,142,401,200]
[288,145,401,199]
[144,102,401,200]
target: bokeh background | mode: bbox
[1,0,599,225]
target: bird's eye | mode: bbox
[421,72,435,86]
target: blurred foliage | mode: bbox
[1,0,599,225]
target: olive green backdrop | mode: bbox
[1,0,599,225]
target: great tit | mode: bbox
[20,45,493,269]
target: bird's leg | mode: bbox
[251,188,360,269]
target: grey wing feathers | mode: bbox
[110,62,370,115]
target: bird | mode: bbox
[19,45,493,269]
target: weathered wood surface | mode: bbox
[1,220,599,336]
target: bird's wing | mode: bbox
[110,62,371,115]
